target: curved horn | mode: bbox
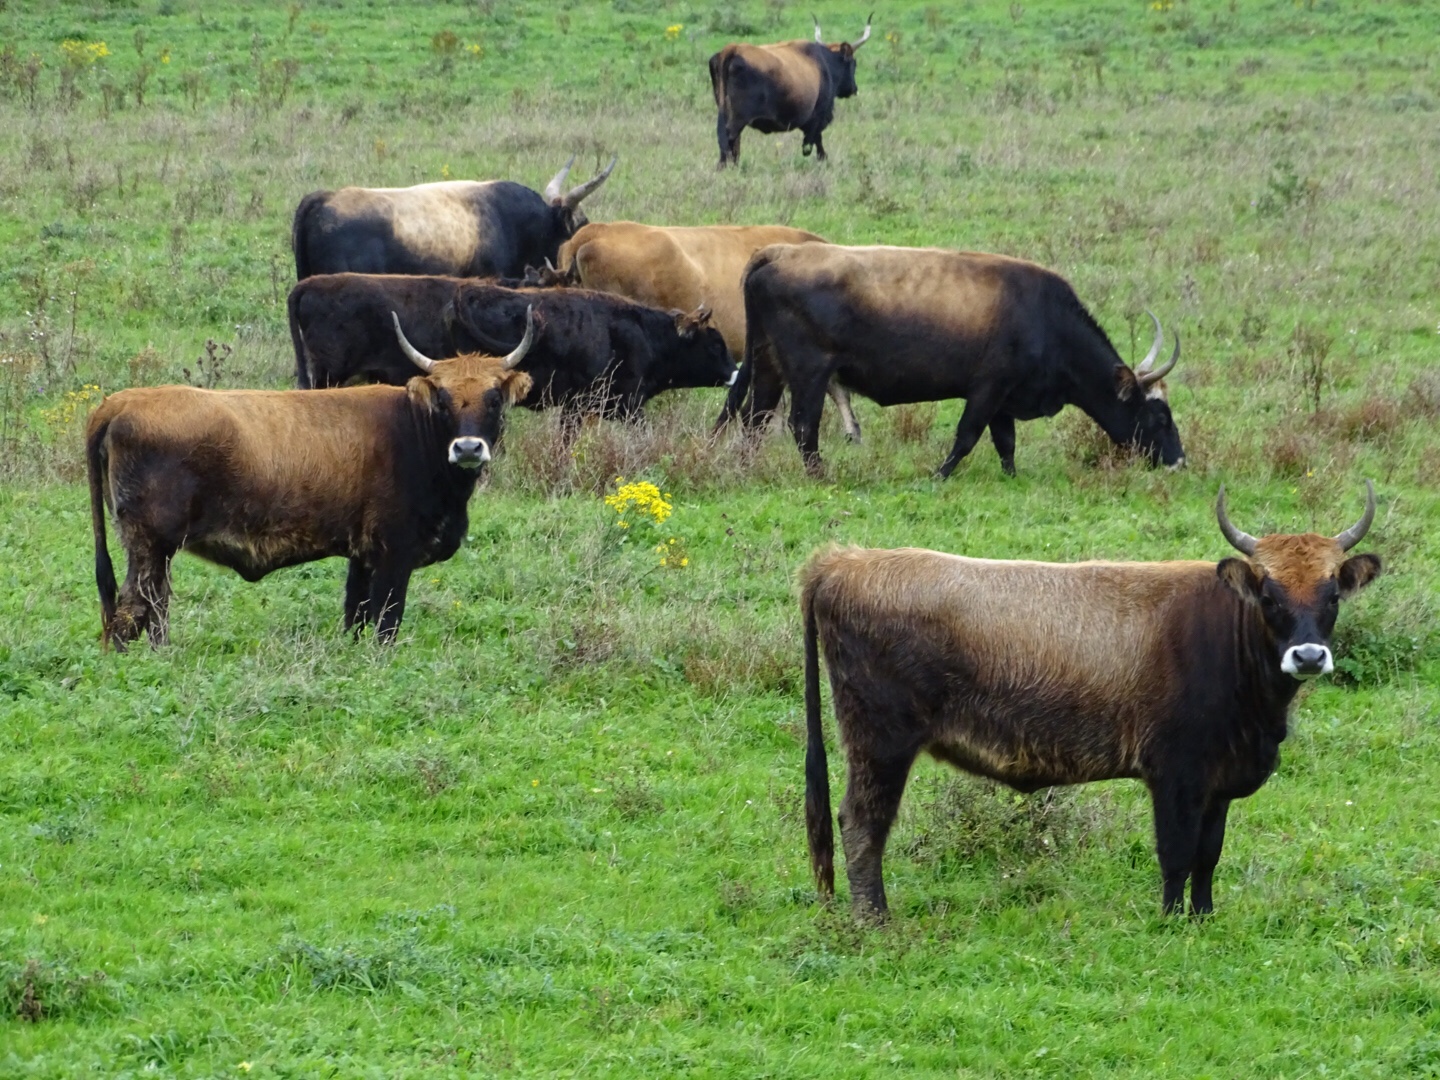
[563,154,617,208]
[501,306,536,371]
[851,13,873,49]
[814,14,823,42]
[544,256,558,272]
[392,311,437,374]
[542,154,576,203]
[1333,479,1376,551]
[1137,328,1179,388]
[1216,484,1259,557]
[1135,309,1164,375]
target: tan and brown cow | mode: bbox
[87,311,537,648]
[557,221,860,439]
[802,483,1382,920]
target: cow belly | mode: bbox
[185,530,349,582]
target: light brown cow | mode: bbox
[87,312,536,648]
[802,483,1382,919]
[557,221,861,440]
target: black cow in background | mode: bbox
[292,155,616,280]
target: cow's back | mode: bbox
[718,42,825,119]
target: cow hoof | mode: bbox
[802,143,814,157]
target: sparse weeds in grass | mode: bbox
[182,338,233,389]
[1290,321,1333,413]
[1,953,118,1023]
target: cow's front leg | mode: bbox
[368,563,413,643]
[809,130,827,162]
[344,558,372,634]
[936,391,1000,479]
[1148,779,1207,915]
[1189,800,1230,916]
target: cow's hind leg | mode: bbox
[936,391,1002,479]
[839,746,918,922]
[988,415,1018,477]
[1189,800,1230,916]
[788,370,832,476]
[109,537,174,650]
[829,382,862,443]
[344,558,372,635]
[1149,778,1207,915]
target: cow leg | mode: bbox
[110,539,174,650]
[741,361,784,432]
[988,415,1018,477]
[344,558,372,634]
[829,382,862,443]
[1189,800,1230,916]
[936,392,1002,479]
[716,112,731,168]
[367,563,413,644]
[809,130,828,162]
[788,371,831,476]
[838,749,917,922]
[1149,780,1207,915]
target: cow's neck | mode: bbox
[1231,600,1302,739]
[1070,375,1148,451]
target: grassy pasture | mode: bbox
[2,0,1439,1075]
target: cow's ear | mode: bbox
[1217,557,1263,602]
[1338,553,1381,597]
[839,43,854,58]
[502,371,533,406]
[406,376,440,412]
[1114,364,1138,402]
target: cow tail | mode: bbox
[87,413,118,641]
[708,50,726,110]
[802,576,836,900]
[287,284,312,388]
[291,191,324,281]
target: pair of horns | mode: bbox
[814,12,872,48]
[1216,479,1376,556]
[542,154,617,208]
[1135,309,1179,387]
[391,306,535,374]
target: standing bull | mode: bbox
[291,155,616,280]
[801,483,1382,920]
[288,273,735,421]
[709,15,871,167]
[87,311,537,648]
[722,243,1185,477]
[556,220,861,439]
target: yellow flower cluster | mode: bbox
[665,24,683,41]
[604,478,672,530]
[654,537,690,569]
[61,40,109,67]
[40,384,103,432]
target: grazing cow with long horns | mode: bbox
[801,483,1382,920]
[291,155,616,280]
[720,243,1185,477]
[87,310,537,648]
[709,15,871,167]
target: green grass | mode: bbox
[2,1,1439,1076]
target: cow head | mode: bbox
[392,307,537,469]
[1215,481,1382,680]
[520,258,580,289]
[814,13,871,98]
[542,154,617,239]
[1116,310,1185,467]
[667,305,738,390]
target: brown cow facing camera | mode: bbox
[86,310,537,649]
[801,483,1382,920]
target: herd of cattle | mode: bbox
[82,17,1385,920]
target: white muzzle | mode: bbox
[1281,643,1333,680]
[448,437,492,468]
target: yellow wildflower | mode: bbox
[665,24,683,41]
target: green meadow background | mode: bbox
[1,0,1438,1075]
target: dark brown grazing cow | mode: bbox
[292,155,615,280]
[801,483,1382,920]
[709,16,871,167]
[721,243,1184,477]
[289,273,735,422]
[87,311,537,649]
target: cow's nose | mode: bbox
[1168,455,1186,471]
[1281,643,1332,679]
[448,437,491,468]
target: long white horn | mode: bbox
[542,154,575,203]
[392,311,436,374]
[851,13,873,49]
[563,154,617,208]
[1333,480,1377,552]
[1216,485,1259,557]
[814,14,823,42]
[1138,330,1180,387]
[1135,309,1164,375]
[502,306,536,371]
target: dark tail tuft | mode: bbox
[803,578,835,900]
[87,413,117,646]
